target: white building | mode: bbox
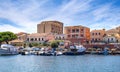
[55,34,66,40]
[27,33,46,43]
[103,35,117,43]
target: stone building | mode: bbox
[90,29,105,43]
[26,33,67,43]
[55,34,66,40]
[105,26,120,43]
[27,33,46,43]
[10,32,28,46]
[16,32,28,41]
[37,21,63,34]
[64,25,90,44]
[106,26,120,37]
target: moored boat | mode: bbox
[0,44,18,55]
[63,45,86,55]
[21,47,32,55]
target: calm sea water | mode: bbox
[0,55,120,72]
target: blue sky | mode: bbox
[0,0,120,33]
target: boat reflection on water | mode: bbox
[63,45,86,55]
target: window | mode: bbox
[76,34,78,37]
[81,29,84,31]
[27,38,29,41]
[76,29,79,32]
[31,38,34,41]
[63,37,64,39]
[72,35,75,38]
[99,33,100,35]
[59,37,61,40]
[35,38,37,41]
[81,34,84,37]
[95,38,97,42]
[99,39,100,41]
[39,38,40,41]
[96,33,97,35]
[55,37,58,40]
[68,35,70,37]
[92,33,94,36]
[72,29,75,33]
[111,38,113,41]
[108,38,109,42]
[42,38,44,41]
[52,28,54,30]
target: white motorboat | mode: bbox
[76,45,86,52]
[63,45,86,55]
[0,44,18,55]
[21,47,32,55]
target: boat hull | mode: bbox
[63,51,85,55]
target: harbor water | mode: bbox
[0,55,120,72]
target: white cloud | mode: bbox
[0,24,25,33]
[40,0,93,25]
[92,4,111,21]
[0,0,50,33]
[0,0,120,33]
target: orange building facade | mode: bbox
[64,25,90,44]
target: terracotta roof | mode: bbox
[91,29,105,32]
[106,29,119,33]
[65,25,89,29]
[55,34,66,36]
[28,33,48,37]
[10,39,24,43]
[16,32,27,35]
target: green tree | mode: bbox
[0,32,3,45]
[42,42,47,46]
[51,41,58,48]
[42,42,50,46]
[23,43,26,48]
[51,41,58,52]
[32,43,39,47]
[50,40,64,46]
[0,31,17,44]
[29,43,33,48]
